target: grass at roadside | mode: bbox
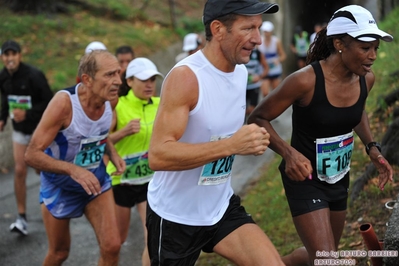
[197,158,399,266]
[196,6,399,266]
[0,6,177,90]
[0,1,203,91]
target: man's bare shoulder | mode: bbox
[164,66,198,94]
[161,65,199,110]
[44,91,72,121]
[168,65,197,82]
[51,91,72,107]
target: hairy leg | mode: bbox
[85,190,121,266]
[41,204,71,266]
[330,210,346,249]
[261,79,271,97]
[137,201,150,266]
[114,204,131,244]
[13,141,28,214]
[213,223,284,266]
[285,208,343,266]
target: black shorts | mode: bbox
[279,161,349,217]
[264,74,281,80]
[286,195,347,217]
[112,183,148,208]
[246,88,259,107]
[297,55,307,62]
[146,194,255,266]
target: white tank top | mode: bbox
[259,35,283,76]
[147,51,247,226]
[45,84,112,168]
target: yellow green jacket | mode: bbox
[106,89,160,186]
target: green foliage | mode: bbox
[0,10,42,36]
[0,1,182,91]
[83,0,143,20]
[367,7,399,113]
[52,71,68,91]
[175,16,204,37]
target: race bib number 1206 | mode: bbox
[198,135,235,186]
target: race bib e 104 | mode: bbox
[315,131,353,184]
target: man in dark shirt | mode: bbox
[0,40,53,235]
[115,45,135,76]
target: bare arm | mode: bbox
[248,67,315,181]
[354,73,393,189]
[354,109,393,190]
[105,137,125,175]
[24,92,103,195]
[25,93,73,174]
[353,110,375,147]
[259,50,269,79]
[106,100,126,174]
[353,72,375,145]
[290,43,297,54]
[277,39,286,62]
[148,66,269,171]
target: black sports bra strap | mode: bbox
[310,61,325,98]
[359,75,368,97]
[311,61,324,88]
[310,61,368,104]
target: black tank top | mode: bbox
[280,61,368,184]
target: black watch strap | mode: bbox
[365,142,382,155]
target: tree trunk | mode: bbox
[169,0,176,30]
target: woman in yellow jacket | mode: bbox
[106,57,163,266]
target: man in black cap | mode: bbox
[0,39,53,236]
[146,0,284,265]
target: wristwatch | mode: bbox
[365,142,382,155]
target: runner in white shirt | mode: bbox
[146,0,284,265]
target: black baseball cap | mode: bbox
[1,40,21,54]
[203,0,279,25]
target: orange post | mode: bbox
[359,223,383,266]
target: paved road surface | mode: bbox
[0,107,292,266]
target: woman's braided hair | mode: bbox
[306,27,347,65]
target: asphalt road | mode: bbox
[0,107,292,266]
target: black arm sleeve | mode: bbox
[0,83,9,125]
[25,69,53,122]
